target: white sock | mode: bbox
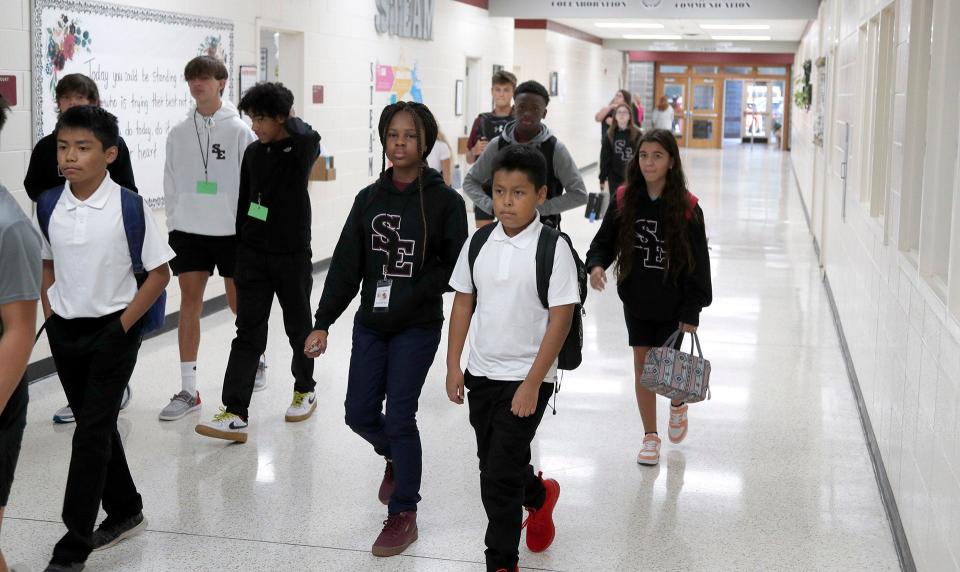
[181,362,197,395]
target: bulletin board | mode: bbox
[31,0,234,209]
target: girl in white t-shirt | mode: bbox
[426,131,453,185]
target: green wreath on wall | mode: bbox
[794,59,812,111]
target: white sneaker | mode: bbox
[195,408,248,443]
[637,434,661,466]
[254,357,267,392]
[285,391,317,422]
[53,404,75,424]
[120,385,132,410]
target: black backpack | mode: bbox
[467,223,588,370]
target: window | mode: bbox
[917,0,960,308]
[757,66,787,76]
[659,65,687,74]
[725,66,753,75]
[854,9,895,222]
[693,65,719,75]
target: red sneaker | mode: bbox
[378,460,394,505]
[494,566,520,572]
[372,511,417,557]
[523,472,560,553]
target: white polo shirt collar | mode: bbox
[62,174,115,212]
[490,216,541,250]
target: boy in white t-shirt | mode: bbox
[37,106,174,570]
[446,145,579,572]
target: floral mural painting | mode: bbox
[45,14,93,95]
[198,35,225,62]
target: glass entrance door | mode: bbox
[742,81,771,143]
[689,77,720,148]
[661,78,686,145]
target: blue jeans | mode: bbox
[344,317,441,514]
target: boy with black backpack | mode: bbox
[446,145,585,572]
[463,80,587,230]
[36,105,173,570]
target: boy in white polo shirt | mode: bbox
[160,56,259,422]
[446,145,579,572]
[37,105,174,571]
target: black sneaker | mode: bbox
[92,511,147,551]
[44,563,85,571]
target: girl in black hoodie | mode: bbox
[599,102,642,209]
[585,128,712,467]
[305,102,467,557]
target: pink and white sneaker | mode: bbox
[637,433,661,466]
[669,403,689,444]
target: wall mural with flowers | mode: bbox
[32,0,234,209]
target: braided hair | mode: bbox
[376,101,439,270]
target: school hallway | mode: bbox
[4,144,901,571]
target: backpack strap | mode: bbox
[615,184,626,211]
[36,186,66,243]
[467,223,497,292]
[119,187,147,275]
[535,226,561,310]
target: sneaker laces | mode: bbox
[212,408,235,423]
[171,390,193,404]
[670,411,683,424]
[642,437,659,452]
[291,392,307,407]
[381,513,404,532]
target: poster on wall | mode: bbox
[32,0,234,209]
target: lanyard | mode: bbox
[194,111,211,181]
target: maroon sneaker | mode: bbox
[372,511,418,557]
[494,567,520,572]
[524,472,560,553]
[378,460,394,505]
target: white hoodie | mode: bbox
[163,100,256,236]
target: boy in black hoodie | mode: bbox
[195,82,321,443]
[305,102,467,558]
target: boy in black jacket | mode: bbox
[305,102,467,558]
[195,82,321,443]
[24,73,137,426]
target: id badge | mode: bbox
[247,202,269,221]
[197,180,218,195]
[373,279,392,313]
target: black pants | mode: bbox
[465,372,552,571]
[47,312,143,565]
[223,245,315,419]
[0,374,28,507]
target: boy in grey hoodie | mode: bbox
[160,56,258,421]
[463,80,587,229]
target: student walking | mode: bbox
[160,56,259,422]
[37,105,173,571]
[651,96,676,132]
[586,128,711,466]
[0,96,43,572]
[594,89,635,138]
[305,101,467,558]
[447,145,578,572]
[23,73,137,425]
[465,70,517,228]
[195,82,321,443]
[599,102,643,214]
[463,80,587,230]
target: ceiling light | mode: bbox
[700,24,771,30]
[595,22,664,29]
[623,34,683,40]
[711,35,772,41]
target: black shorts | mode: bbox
[474,205,495,222]
[0,377,28,507]
[623,310,684,348]
[169,231,238,277]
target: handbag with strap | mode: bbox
[640,330,712,403]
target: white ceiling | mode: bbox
[553,18,810,43]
